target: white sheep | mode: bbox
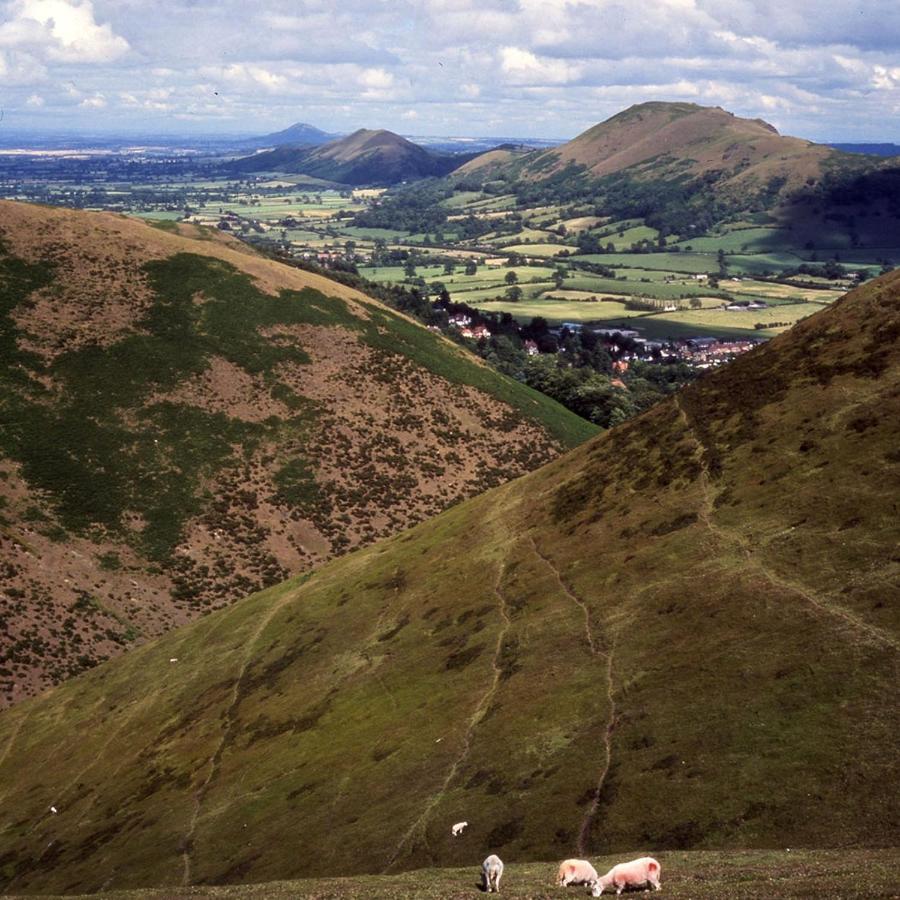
[451,821,468,836]
[591,857,661,895]
[482,854,504,893]
[557,858,599,887]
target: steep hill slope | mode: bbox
[0,201,595,706]
[459,102,899,237]
[0,270,897,893]
[517,102,834,192]
[229,129,477,185]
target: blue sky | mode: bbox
[1,0,899,140]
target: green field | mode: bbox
[470,297,648,323]
[501,242,567,257]
[573,252,719,274]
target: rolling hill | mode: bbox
[455,102,900,238]
[0,200,595,707]
[228,129,479,185]
[0,266,896,894]
[237,122,336,150]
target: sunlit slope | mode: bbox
[0,272,898,893]
[0,200,594,705]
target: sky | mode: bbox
[0,0,899,141]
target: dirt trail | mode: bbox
[529,536,616,856]
[180,592,297,886]
[673,395,899,654]
[384,561,512,872]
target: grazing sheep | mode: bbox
[482,854,504,893]
[591,857,661,895]
[557,858,599,887]
[451,821,468,836]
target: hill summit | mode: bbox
[229,129,477,185]
[454,101,899,237]
[0,265,897,893]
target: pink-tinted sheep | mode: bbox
[557,858,599,887]
[591,857,661,895]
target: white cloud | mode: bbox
[1,0,899,139]
[500,46,580,85]
[1,0,129,63]
[79,92,106,108]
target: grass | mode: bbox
[641,302,825,338]
[3,851,898,898]
[501,243,567,257]
[0,270,897,894]
[469,297,648,323]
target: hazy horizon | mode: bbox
[0,1,898,142]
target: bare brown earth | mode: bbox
[0,201,583,707]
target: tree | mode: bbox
[505,270,518,285]
[464,259,478,276]
[553,266,566,290]
[505,285,523,301]
[404,261,417,278]
[689,297,702,309]
[443,261,456,276]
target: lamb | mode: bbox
[590,857,661,895]
[482,854,504,893]
[451,821,468,836]
[557,858,599,887]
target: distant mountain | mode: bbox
[829,142,900,157]
[228,128,481,185]
[0,200,595,707]
[454,102,900,237]
[237,122,336,149]
[0,262,897,893]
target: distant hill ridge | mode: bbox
[0,265,896,893]
[240,122,336,149]
[228,128,482,185]
[0,200,594,706]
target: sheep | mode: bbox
[451,821,468,837]
[591,857,661,895]
[557,858,599,887]
[482,854,504,893]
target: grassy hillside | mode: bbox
[1,851,897,899]
[454,102,900,238]
[0,201,595,705]
[0,269,897,894]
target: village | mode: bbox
[441,312,765,370]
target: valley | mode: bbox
[0,97,898,899]
[0,266,896,893]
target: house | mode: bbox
[523,339,540,356]
[461,324,491,340]
[561,322,583,332]
[594,327,639,338]
[448,314,472,328]
[612,359,629,373]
